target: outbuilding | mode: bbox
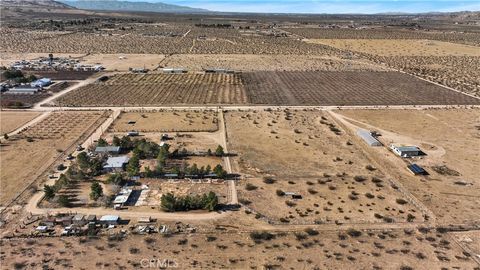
[31,78,52,88]
[95,146,121,155]
[356,129,382,146]
[391,145,421,158]
[99,215,120,225]
[72,214,86,226]
[162,67,187,74]
[8,86,41,94]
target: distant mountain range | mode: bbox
[60,0,208,13]
[0,0,72,9]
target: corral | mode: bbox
[226,110,422,224]
[54,73,248,106]
[0,111,109,206]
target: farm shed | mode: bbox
[95,146,121,155]
[8,86,41,94]
[86,215,97,223]
[407,164,428,175]
[99,215,120,225]
[356,129,382,146]
[104,156,130,172]
[391,145,421,158]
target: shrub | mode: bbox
[396,198,408,205]
[276,189,285,196]
[307,188,318,194]
[263,177,276,184]
[250,231,275,242]
[353,175,367,182]
[285,200,296,207]
[245,183,258,191]
[365,192,375,199]
[347,229,362,237]
[305,228,319,236]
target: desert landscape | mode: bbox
[0,1,479,269]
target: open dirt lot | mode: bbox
[81,54,166,71]
[110,111,218,133]
[0,111,108,206]
[336,109,480,225]
[163,54,387,72]
[1,226,476,270]
[227,110,423,224]
[54,73,248,106]
[243,71,480,106]
[0,111,41,135]
[307,39,480,57]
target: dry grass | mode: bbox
[0,111,41,135]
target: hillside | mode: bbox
[61,0,208,13]
[0,0,72,9]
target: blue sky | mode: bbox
[103,0,480,14]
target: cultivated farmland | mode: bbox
[242,71,480,106]
[54,73,248,106]
[0,111,109,206]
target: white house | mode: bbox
[390,145,421,158]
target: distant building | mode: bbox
[31,78,52,88]
[95,146,121,155]
[391,145,421,158]
[162,67,187,74]
[72,214,86,226]
[8,86,41,94]
[104,156,130,172]
[204,68,235,74]
[356,129,382,146]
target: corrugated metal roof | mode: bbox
[356,129,382,146]
[104,156,130,168]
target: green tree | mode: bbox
[215,145,224,156]
[107,173,124,185]
[97,138,108,147]
[203,191,218,211]
[127,154,140,176]
[213,164,227,179]
[160,192,176,212]
[3,134,8,140]
[90,182,103,201]
[205,165,211,175]
[207,149,212,156]
[44,185,56,200]
[58,195,70,207]
[77,152,90,171]
[112,136,121,147]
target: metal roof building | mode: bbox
[31,78,52,88]
[391,145,421,157]
[356,129,382,146]
[8,86,41,94]
[99,215,120,225]
[104,156,130,171]
[95,146,121,154]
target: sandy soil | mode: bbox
[307,39,480,57]
[226,110,421,224]
[81,54,166,71]
[0,111,41,135]
[110,111,218,133]
[336,109,480,225]
[1,225,476,270]
[0,111,108,206]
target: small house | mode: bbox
[43,217,56,227]
[55,216,73,226]
[86,215,97,223]
[99,215,120,225]
[104,156,130,172]
[36,226,49,233]
[391,145,421,158]
[95,146,121,155]
[113,188,133,209]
